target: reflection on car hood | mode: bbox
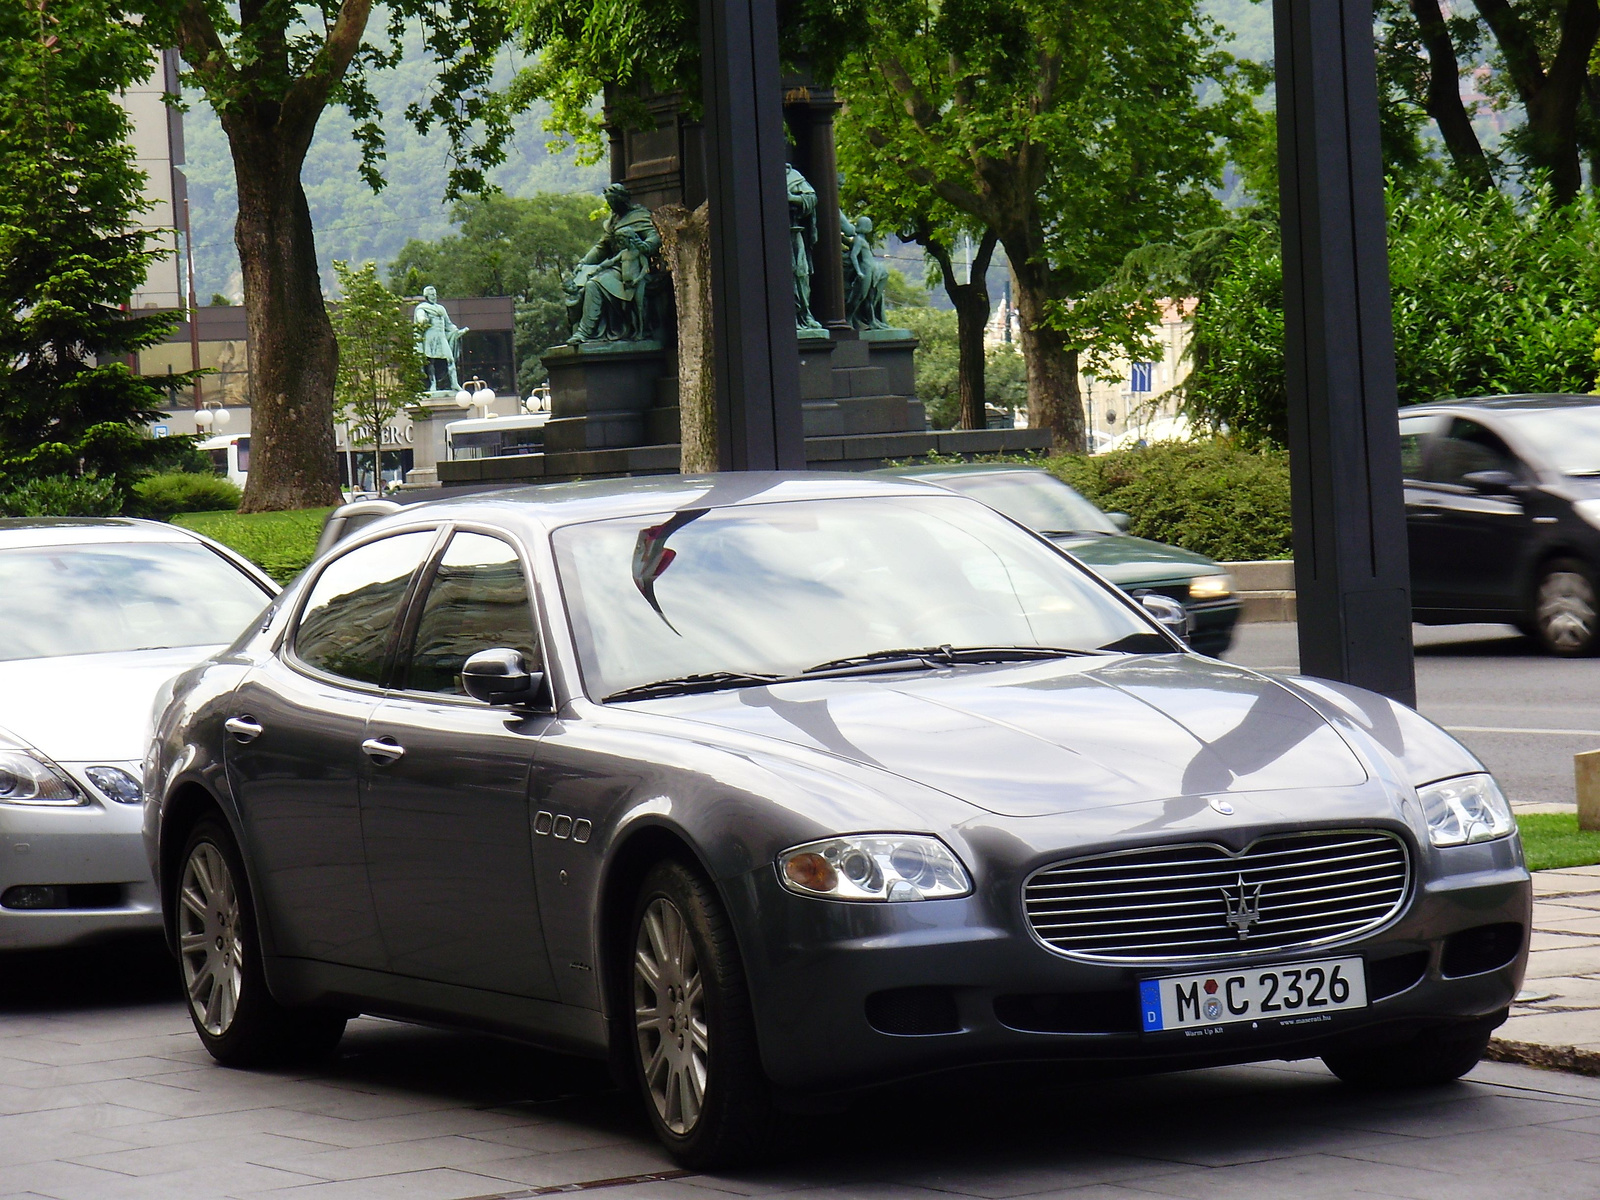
[645,655,1368,817]
[0,646,221,762]
[1050,532,1218,586]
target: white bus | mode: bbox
[199,434,250,487]
[445,413,550,461]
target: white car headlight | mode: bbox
[1188,573,1234,600]
[777,834,972,901]
[0,750,85,806]
[1575,499,1600,531]
[1417,773,1514,847]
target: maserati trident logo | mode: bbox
[1222,874,1264,939]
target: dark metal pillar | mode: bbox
[1274,0,1416,705]
[700,0,806,470]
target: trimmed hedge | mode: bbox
[131,472,242,518]
[172,507,333,582]
[0,473,121,517]
[1045,439,1292,562]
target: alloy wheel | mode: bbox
[1537,570,1597,653]
[178,841,244,1036]
[633,896,709,1135]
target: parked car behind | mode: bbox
[0,518,276,948]
[147,475,1526,1166]
[1401,394,1600,655]
[881,463,1241,654]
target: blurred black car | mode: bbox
[1401,395,1600,655]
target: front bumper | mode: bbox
[0,763,161,950]
[728,841,1529,1095]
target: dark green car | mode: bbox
[881,464,1241,655]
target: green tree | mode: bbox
[0,0,195,505]
[388,192,596,392]
[136,0,520,512]
[834,0,1262,453]
[892,304,1028,429]
[330,260,424,492]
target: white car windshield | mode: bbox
[0,542,271,662]
[553,495,1161,700]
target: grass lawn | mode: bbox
[1517,812,1600,872]
[173,507,333,583]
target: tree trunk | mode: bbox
[1009,258,1084,453]
[654,203,718,474]
[231,136,343,512]
[928,232,998,431]
[1410,0,1493,191]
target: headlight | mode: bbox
[85,766,142,804]
[1575,499,1600,530]
[1417,773,1514,846]
[0,751,85,806]
[1188,573,1234,600]
[777,834,972,901]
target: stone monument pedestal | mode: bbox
[539,343,675,453]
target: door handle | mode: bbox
[224,716,262,743]
[361,737,405,764]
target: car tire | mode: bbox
[1321,1024,1492,1088]
[176,816,347,1067]
[628,859,774,1168]
[1532,559,1600,656]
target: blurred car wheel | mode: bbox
[1533,559,1599,656]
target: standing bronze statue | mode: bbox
[414,286,467,393]
[843,215,892,331]
[564,183,663,346]
[786,165,828,338]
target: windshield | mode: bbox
[931,471,1119,535]
[553,496,1158,700]
[0,542,271,662]
[1501,407,1600,475]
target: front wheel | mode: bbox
[1322,1025,1492,1088]
[176,817,347,1066]
[1532,559,1600,656]
[629,860,774,1167]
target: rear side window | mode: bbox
[294,531,435,685]
[402,532,539,695]
[1398,413,1443,480]
[1427,418,1519,485]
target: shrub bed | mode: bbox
[173,507,332,582]
[1044,439,1292,562]
[130,472,242,518]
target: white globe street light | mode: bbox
[454,389,473,408]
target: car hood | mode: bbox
[638,655,1369,817]
[1049,532,1219,587]
[0,645,222,763]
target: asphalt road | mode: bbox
[1224,622,1600,809]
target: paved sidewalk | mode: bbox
[1492,864,1600,1071]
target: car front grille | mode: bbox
[1023,829,1410,963]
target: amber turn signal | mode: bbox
[783,851,838,894]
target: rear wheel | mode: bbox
[1532,559,1599,656]
[177,817,346,1066]
[1322,1025,1492,1088]
[628,860,773,1167]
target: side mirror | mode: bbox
[1139,592,1190,642]
[1108,512,1132,532]
[461,648,544,706]
[1461,468,1519,494]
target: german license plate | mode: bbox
[1139,955,1367,1032]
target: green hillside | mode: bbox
[182,36,606,300]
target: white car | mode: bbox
[0,518,276,948]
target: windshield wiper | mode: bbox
[801,644,1104,677]
[602,670,784,703]
[1041,528,1108,537]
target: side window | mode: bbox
[1428,418,1517,486]
[293,531,435,685]
[1397,414,1439,480]
[402,532,539,695]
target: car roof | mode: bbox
[358,472,948,536]
[876,462,1047,480]
[0,517,207,550]
[1407,393,1600,414]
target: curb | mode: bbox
[1485,1037,1600,1077]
